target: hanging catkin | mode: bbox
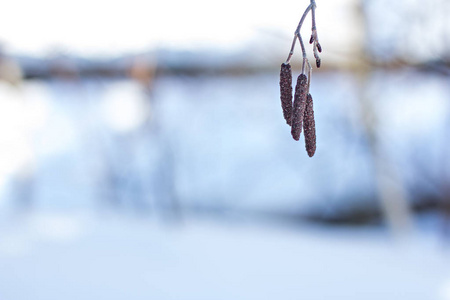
[291,74,308,141]
[279,63,293,126]
[303,93,316,157]
[279,0,322,157]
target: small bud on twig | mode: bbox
[313,43,321,68]
[291,74,308,141]
[303,93,316,157]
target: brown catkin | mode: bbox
[303,93,316,157]
[291,74,308,141]
[279,63,293,126]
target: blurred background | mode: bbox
[0,0,450,299]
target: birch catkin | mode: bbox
[279,63,293,126]
[303,93,316,157]
[291,74,308,141]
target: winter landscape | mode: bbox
[0,0,450,299]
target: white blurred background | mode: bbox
[0,0,450,299]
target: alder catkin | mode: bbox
[279,63,293,126]
[291,74,308,141]
[303,93,316,157]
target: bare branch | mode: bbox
[285,3,312,64]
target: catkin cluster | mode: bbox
[278,0,321,157]
[279,67,316,157]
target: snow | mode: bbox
[0,211,450,300]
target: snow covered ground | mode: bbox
[0,210,450,300]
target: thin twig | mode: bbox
[295,3,313,35]
[285,3,313,64]
[296,32,308,74]
[311,0,317,34]
[285,36,298,64]
[310,0,322,67]
[306,60,312,93]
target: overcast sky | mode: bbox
[0,0,359,57]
